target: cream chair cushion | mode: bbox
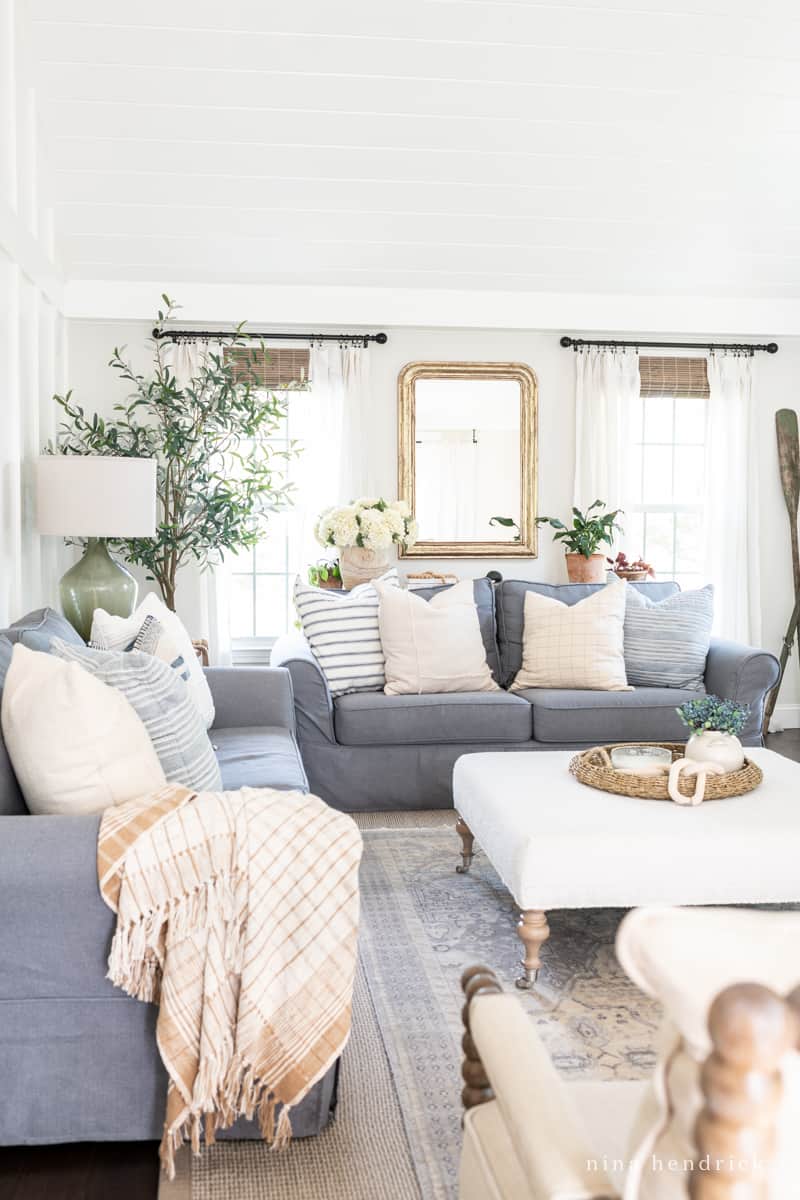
[377,580,499,695]
[460,992,619,1200]
[616,907,800,1200]
[511,579,631,692]
[1,643,166,815]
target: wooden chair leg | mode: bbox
[456,817,474,875]
[460,966,503,1112]
[691,982,800,1200]
[516,910,550,990]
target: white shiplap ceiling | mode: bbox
[21,0,800,297]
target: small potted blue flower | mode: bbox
[676,695,750,773]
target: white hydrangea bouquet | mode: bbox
[315,498,418,589]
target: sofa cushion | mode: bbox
[518,685,701,744]
[624,584,714,690]
[0,636,26,816]
[3,643,167,816]
[212,726,308,792]
[1,606,84,652]
[51,638,221,793]
[334,691,532,747]
[510,580,630,693]
[406,578,502,683]
[496,580,680,687]
[377,580,499,695]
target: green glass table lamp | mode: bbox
[37,456,157,641]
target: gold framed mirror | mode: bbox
[398,361,538,558]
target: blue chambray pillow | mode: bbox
[50,638,221,792]
[623,584,713,690]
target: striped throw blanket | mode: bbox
[98,784,363,1177]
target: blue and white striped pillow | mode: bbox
[50,638,222,791]
[294,568,400,697]
[624,584,713,690]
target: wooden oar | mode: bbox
[764,409,800,729]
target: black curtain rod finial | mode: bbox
[560,334,778,355]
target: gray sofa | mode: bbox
[271,578,780,812]
[0,608,337,1146]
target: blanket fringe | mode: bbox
[158,1056,296,1180]
[107,872,244,1001]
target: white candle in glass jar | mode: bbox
[610,745,673,771]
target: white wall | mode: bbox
[66,315,800,721]
[0,0,67,628]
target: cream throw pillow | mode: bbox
[616,907,800,1200]
[91,592,215,729]
[377,581,499,695]
[1,643,166,815]
[511,580,631,691]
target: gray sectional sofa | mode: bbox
[0,608,337,1146]
[271,577,781,812]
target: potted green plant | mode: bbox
[536,501,623,584]
[676,695,750,773]
[49,297,296,611]
[308,559,343,590]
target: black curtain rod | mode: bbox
[152,328,388,346]
[560,335,778,355]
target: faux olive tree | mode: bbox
[51,298,295,610]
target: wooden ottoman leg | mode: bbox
[516,910,550,990]
[455,817,474,874]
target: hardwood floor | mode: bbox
[0,1141,160,1200]
[3,730,799,1200]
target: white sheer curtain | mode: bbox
[291,344,372,569]
[161,340,232,666]
[704,352,762,645]
[573,347,640,516]
[415,432,479,539]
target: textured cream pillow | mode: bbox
[1,643,167,815]
[377,581,499,695]
[616,907,800,1200]
[511,580,631,691]
[91,593,215,729]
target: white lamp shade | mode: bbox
[37,456,157,537]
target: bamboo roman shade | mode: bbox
[225,346,310,389]
[639,356,709,398]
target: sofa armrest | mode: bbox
[270,633,336,745]
[0,813,117,1000]
[704,638,780,744]
[205,666,296,732]
[466,993,614,1199]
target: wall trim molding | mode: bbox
[64,279,800,337]
[0,199,63,307]
[771,704,800,732]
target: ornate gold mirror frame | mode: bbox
[397,360,538,558]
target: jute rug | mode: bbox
[160,814,660,1199]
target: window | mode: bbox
[627,356,709,589]
[225,348,310,661]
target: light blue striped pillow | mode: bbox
[623,584,714,690]
[294,568,400,697]
[50,638,222,791]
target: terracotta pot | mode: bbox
[317,575,343,590]
[565,553,607,584]
[338,546,390,590]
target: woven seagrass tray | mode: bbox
[569,743,763,802]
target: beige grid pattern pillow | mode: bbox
[510,580,632,691]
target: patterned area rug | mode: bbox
[160,820,660,1199]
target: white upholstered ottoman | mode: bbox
[452,748,800,988]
